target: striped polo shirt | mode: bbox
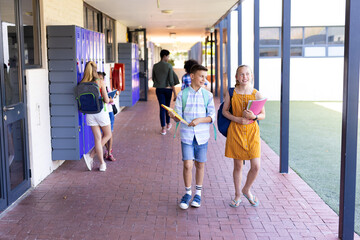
[175,86,216,145]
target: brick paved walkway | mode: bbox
[0,88,359,240]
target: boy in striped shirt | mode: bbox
[169,64,216,209]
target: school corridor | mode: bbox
[0,88,357,240]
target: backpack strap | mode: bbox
[201,88,217,141]
[174,87,190,138]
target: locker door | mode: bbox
[75,27,85,158]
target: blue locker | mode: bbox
[76,27,85,158]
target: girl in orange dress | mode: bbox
[222,65,266,207]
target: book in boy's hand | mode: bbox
[247,98,267,123]
[107,89,117,98]
[161,104,189,125]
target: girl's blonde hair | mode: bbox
[235,64,253,87]
[81,61,99,83]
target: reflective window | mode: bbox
[328,26,345,45]
[291,27,303,45]
[22,0,41,66]
[260,28,280,45]
[304,27,326,45]
[260,26,344,58]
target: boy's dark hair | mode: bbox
[184,59,198,73]
[160,49,170,58]
[97,71,106,77]
[190,64,208,74]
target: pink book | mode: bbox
[247,98,267,123]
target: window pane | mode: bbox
[87,9,93,30]
[291,27,303,45]
[304,27,326,45]
[304,47,326,57]
[328,26,344,45]
[328,46,344,56]
[260,28,280,45]
[94,12,98,32]
[260,47,279,57]
[83,7,87,28]
[291,47,302,56]
[22,0,41,66]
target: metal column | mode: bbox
[227,14,231,89]
[253,0,259,90]
[215,29,218,97]
[339,0,360,238]
[210,32,214,93]
[280,0,291,173]
[238,4,242,66]
[219,21,224,103]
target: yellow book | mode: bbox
[161,104,189,125]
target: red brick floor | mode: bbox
[0,88,359,240]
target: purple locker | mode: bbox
[94,32,98,67]
[100,33,105,71]
[76,27,85,158]
[89,31,94,62]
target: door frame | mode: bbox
[0,0,31,211]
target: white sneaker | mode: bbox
[99,163,107,172]
[83,153,93,171]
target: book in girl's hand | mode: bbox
[107,89,117,98]
[247,98,267,123]
[161,104,189,125]
[247,98,267,115]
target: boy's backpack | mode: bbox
[217,88,234,137]
[174,87,217,140]
[75,82,103,114]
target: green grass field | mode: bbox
[260,101,360,234]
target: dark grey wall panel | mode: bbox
[49,82,75,94]
[51,117,77,127]
[52,150,78,160]
[51,128,77,138]
[48,60,76,71]
[47,37,74,48]
[48,49,76,60]
[50,95,76,104]
[49,72,76,82]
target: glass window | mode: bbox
[260,28,280,45]
[291,27,303,45]
[87,9,94,31]
[304,27,326,45]
[260,47,279,57]
[21,0,41,67]
[291,47,303,56]
[328,46,344,56]
[104,16,115,62]
[328,26,344,45]
[304,47,326,57]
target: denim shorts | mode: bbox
[109,112,115,131]
[181,137,208,162]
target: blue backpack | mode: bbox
[75,82,103,114]
[217,88,234,137]
[174,87,217,140]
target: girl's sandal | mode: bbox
[243,193,259,207]
[229,199,242,208]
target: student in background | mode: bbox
[152,49,177,135]
[222,65,265,207]
[168,64,215,209]
[182,59,210,91]
[98,71,116,162]
[82,61,111,172]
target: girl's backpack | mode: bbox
[75,82,103,114]
[217,88,234,137]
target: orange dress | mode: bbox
[225,89,261,160]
